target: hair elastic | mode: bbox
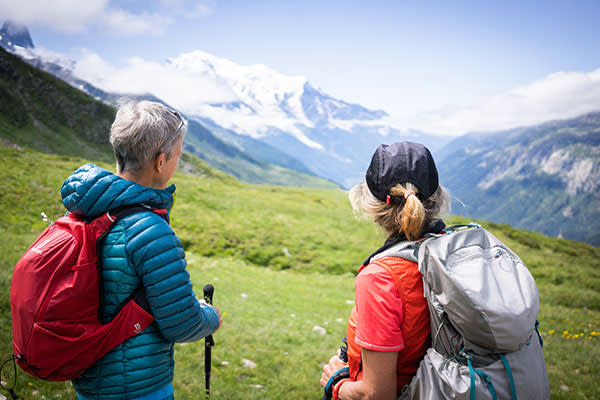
[404,191,416,199]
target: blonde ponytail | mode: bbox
[390,183,425,240]
[348,181,449,240]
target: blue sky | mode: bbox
[2,0,600,133]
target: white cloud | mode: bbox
[104,8,171,35]
[159,0,215,18]
[73,49,239,110]
[412,68,600,135]
[72,49,117,86]
[0,0,108,32]
[190,0,216,17]
[0,0,211,35]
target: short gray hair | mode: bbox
[110,100,187,173]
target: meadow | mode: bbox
[1,145,599,399]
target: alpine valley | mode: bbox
[1,21,599,246]
[0,21,449,189]
[437,114,600,246]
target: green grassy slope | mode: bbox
[0,47,115,162]
[1,145,598,399]
[183,119,339,189]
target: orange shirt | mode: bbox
[354,263,406,351]
[346,257,431,391]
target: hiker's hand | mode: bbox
[212,305,223,332]
[197,297,222,332]
[320,355,348,387]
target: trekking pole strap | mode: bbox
[322,367,349,400]
[0,356,19,399]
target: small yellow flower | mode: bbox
[548,329,555,335]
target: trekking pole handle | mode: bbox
[203,284,215,347]
[203,284,215,400]
[203,284,214,305]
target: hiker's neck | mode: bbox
[118,167,162,189]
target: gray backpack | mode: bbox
[373,224,550,400]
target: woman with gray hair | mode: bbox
[320,142,449,400]
[60,101,221,400]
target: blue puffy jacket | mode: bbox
[61,164,220,400]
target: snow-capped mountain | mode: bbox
[0,20,33,51]
[168,50,387,147]
[164,50,449,187]
[0,20,451,187]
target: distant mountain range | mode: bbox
[0,21,450,188]
[0,21,336,189]
[1,20,599,246]
[163,50,451,188]
[438,113,600,246]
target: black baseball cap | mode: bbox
[365,142,439,202]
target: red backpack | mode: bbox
[10,205,165,381]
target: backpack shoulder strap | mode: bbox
[89,204,169,245]
[95,204,168,318]
[370,240,420,263]
[369,257,416,303]
[107,204,170,224]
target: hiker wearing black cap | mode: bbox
[320,142,450,400]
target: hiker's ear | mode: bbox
[154,152,167,173]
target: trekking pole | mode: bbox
[0,355,19,399]
[203,284,215,400]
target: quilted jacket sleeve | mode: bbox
[125,212,220,342]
